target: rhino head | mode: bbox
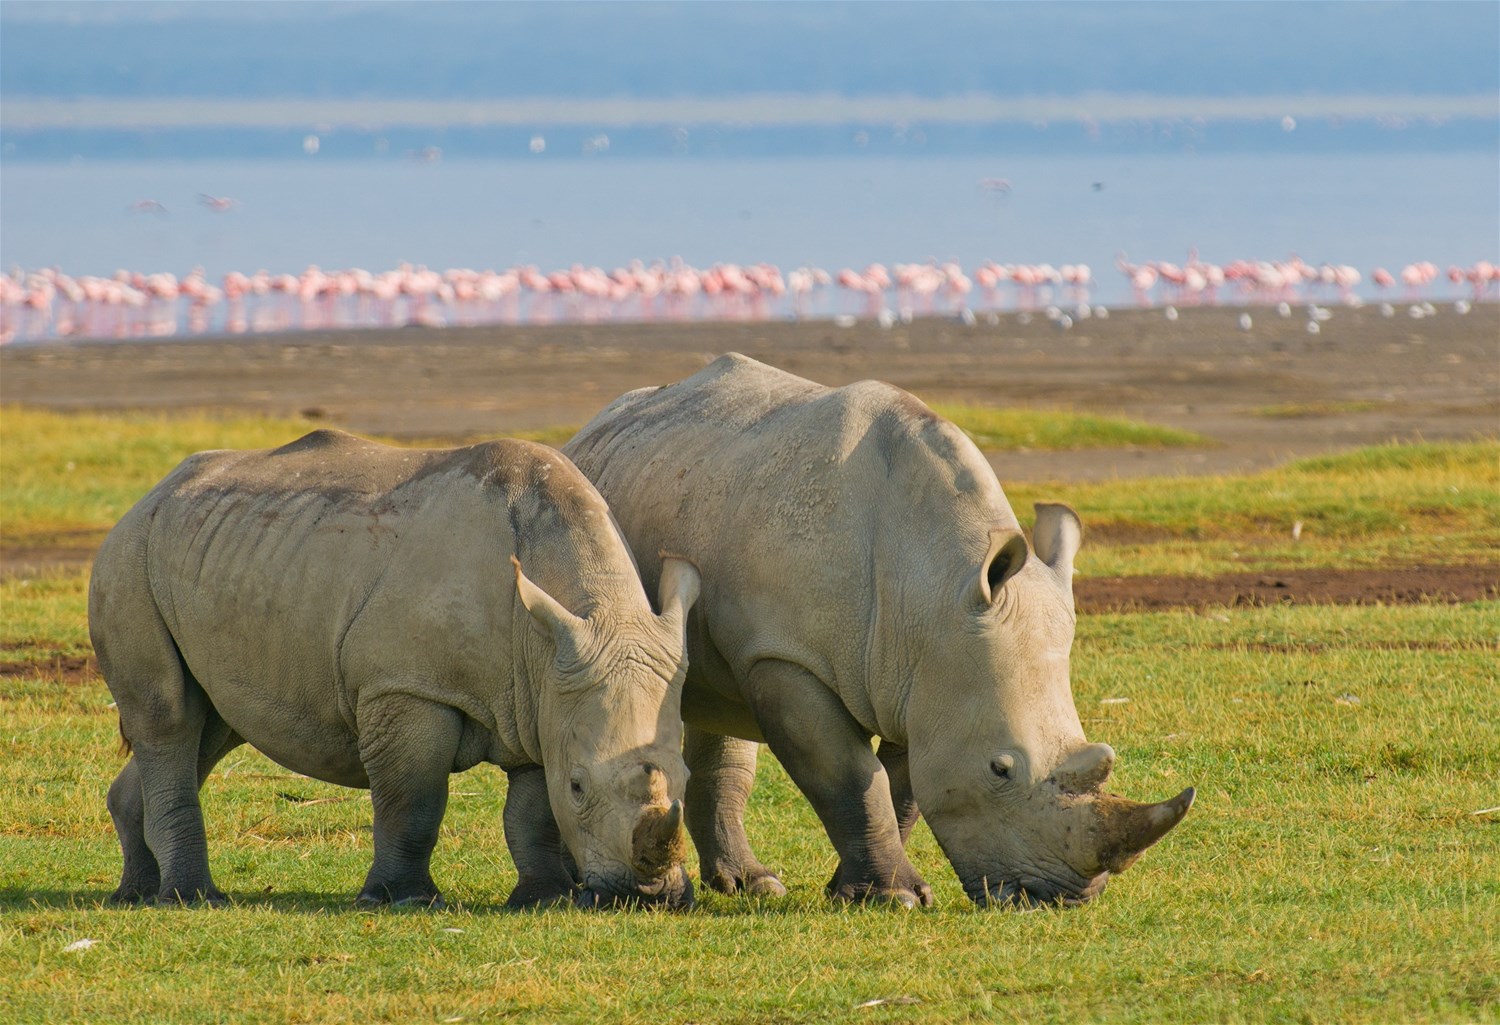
[513,555,700,909]
[907,503,1194,907]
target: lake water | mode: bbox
[3,151,1496,307]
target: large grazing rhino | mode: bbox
[89,429,700,910]
[564,354,1193,907]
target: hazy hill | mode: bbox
[3,1,1496,101]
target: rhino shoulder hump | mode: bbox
[270,428,364,456]
[463,440,608,512]
[463,438,579,486]
[839,379,937,421]
[833,380,1004,505]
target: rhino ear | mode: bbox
[1032,503,1083,595]
[976,528,1029,605]
[655,553,701,633]
[512,556,588,659]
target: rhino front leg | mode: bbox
[825,740,924,897]
[356,694,462,909]
[880,741,922,846]
[745,659,932,907]
[502,765,578,909]
[683,727,787,897]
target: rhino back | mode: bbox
[565,354,1018,735]
[107,429,634,778]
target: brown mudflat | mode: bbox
[3,303,1496,609]
[4,302,1496,479]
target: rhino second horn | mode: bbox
[1091,787,1195,875]
[1053,742,1116,792]
[631,799,687,878]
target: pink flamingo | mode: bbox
[1399,262,1436,300]
[10,249,1496,341]
[1466,260,1499,301]
[1330,265,1361,304]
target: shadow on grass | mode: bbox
[2,885,852,917]
[0,887,498,915]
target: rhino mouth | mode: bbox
[964,872,1109,909]
[574,865,695,911]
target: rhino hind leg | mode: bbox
[682,727,786,897]
[502,765,579,909]
[108,657,231,906]
[355,694,462,909]
[106,757,159,903]
[107,711,243,905]
[744,660,932,908]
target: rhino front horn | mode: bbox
[1092,787,1195,874]
[661,798,683,837]
[631,799,687,878]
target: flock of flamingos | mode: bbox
[2,254,1496,343]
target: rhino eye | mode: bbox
[990,755,1015,780]
[569,772,586,802]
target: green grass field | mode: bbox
[2,409,1497,1023]
[5,407,1496,580]
[928,402,1212,451]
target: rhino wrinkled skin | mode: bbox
[565,354,1193,907]
[89,429,699,910]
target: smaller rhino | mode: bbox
[89,429,699,909]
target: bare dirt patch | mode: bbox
[0,529,108,577]
[0,652,99,686]
[1075,564,1500,613]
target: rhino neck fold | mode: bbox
[865,520,1010,748]
[508,601,550,767]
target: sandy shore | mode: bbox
[4,303,1497,603]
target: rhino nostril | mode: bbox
[635,762,670,803]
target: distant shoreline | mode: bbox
[5,92,1496,131]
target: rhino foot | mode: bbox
[827,880,932,908]
[355,892,445,911]
[704,863,787,898]
[503,879,575,910]
[155,885,229,908]
[356,882,445,910]
[826,865,933,908]
[108,877,161,905]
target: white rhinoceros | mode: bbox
[564,354,1193,907]
[89,429,700,909]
